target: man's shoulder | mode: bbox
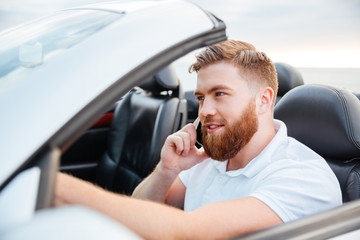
[260,142,338,189]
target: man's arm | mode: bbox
[132,167,186,209]
[132,173,187,209]
[55,122,282,238]
[55,173,282,239]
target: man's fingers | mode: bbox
[163,123,198,159]
[167,124,197,156]
[167,135,185,155]
[177,132,191,156]
[182,123,197,147]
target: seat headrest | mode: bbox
[140,65,179,93]
[274,84,360,160]
[275,62,304,96]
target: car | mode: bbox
[0,0,359,239]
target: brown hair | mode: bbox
[189,40,278,108]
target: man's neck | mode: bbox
[226,121,276,171]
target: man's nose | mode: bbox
[199,98,217,117]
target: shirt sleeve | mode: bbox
[178,167,192,187]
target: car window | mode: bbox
[0,10,122,91]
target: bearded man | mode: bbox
[55,40,342,239]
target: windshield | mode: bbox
[0,9,122,91]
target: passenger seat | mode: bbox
[275,84,360,202]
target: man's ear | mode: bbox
[257,87,274,114]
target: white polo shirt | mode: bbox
[178,119,342,222]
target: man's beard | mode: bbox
[201,101,258,161]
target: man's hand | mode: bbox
[132,122,208,203]
[159,122,208,175]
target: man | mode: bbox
[55,40,342,239]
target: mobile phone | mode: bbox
[195,119,203,148]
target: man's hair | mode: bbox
[189,40,278,108]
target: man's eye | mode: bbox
[197,96,204,101]
[215,92,225,97]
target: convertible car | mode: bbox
[0,0,359,239]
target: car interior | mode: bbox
[95,66,187,195]
[61,65,187,195]
[60,62,360,204]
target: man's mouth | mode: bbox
[206,123,224,134]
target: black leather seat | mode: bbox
[274,84,360,203]
[275,62,304,104]
[96,65,187,195]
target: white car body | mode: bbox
[0,1,225,237]
[0,1,359,239]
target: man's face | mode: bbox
[195,62,259,161]
[201,101,258,160]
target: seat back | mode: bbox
[96,66,187,195]
[274,84,360,202]
[275,62,304,104]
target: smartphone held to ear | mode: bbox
[195,119,203,148]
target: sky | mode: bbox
[0,0,359,68]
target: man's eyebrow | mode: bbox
[194,85,232,95]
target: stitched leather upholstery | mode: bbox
[275,84,360,202]
[96,65,187,195]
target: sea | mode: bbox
[297,68,360,93]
